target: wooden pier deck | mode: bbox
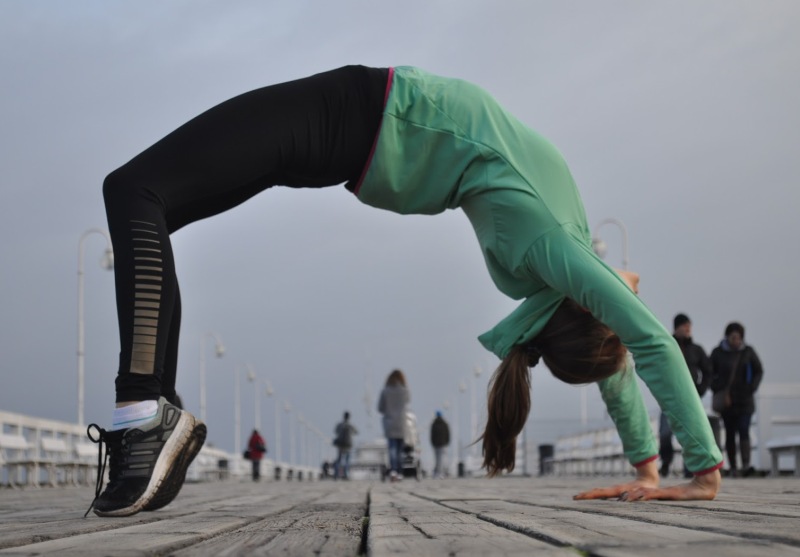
[1,476,799,556]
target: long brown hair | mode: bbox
[386,369,406,387]
[480,299,626,476]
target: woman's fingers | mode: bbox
[573,484,629,500]
[575,481,716,502]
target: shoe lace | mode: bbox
[84,423,114,518]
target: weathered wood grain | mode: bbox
[1,476,799,556]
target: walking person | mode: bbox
[710,322,764,477]
[430,411,451,479]
[246,429,267,481]
[378,369,410,482]
[659,314,713,478]
[332,411,358,480]
[90,65,723,515]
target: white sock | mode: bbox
[111,400,159,431]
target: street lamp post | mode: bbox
[454,381,467,476]
[470,365,483,459]
[266,381,281,462]
[591,218,629,270]
[246,364,261,431]
[588,217,630,427]
[234,366,241,457]
[77,228,114,427]
[199,332,225,424]
[284,401,294,465]
[298,414,306,467]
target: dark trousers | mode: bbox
[103,66,387,401]
[722,411,753,470]
[251,459,261,481]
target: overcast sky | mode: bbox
[1,1,798,467]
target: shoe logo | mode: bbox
[163,407,179,428]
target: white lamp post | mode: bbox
[284,401,294,465]
[246,364,261,431]
[588,217,630,427]
[470,365,483,459]
[454,381,467,475]
[234,366,241,457]
[298,414,306,467]
[266,381,280,462]
[591,217,629,270]
[199,332,225,424]
[77,228,114,427]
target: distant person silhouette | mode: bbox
[378,369,410,482]
[332,411,358,480]
[711,322,763,477]
[430,411,451,479]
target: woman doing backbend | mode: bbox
[88,65,722,517]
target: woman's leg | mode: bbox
[388,438,403,473]
[104,65,388,404]
[721,412,738,472]
[737,413,753,471]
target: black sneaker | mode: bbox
[84,397,205,517]
[142,420,206,511]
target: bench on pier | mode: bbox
[765,435,800,477]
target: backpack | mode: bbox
[335,423,352,448]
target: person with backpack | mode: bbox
[333,411,358,480]
[246,429,267,481]
[430,411,451,479]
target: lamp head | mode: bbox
[101,248,114,270]
[591,237,607,259]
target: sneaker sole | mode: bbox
[93,411,199,517]
[142,421,207,511]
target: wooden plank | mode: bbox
[0,481,345,555]
[367,487,574,556]
[489,481,800,544]
[1,476,800,556]
[171,483,367,557]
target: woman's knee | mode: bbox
[103,165,158,213]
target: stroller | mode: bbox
[381,411,422,481]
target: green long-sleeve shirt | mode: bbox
[354,66,722,473]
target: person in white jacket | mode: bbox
[378,369,410,481]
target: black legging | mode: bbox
[103,65,388,402]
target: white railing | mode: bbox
[1,408,320,487]
[0,410,97,487]
[756,383,800,474]
[545,383,800,477]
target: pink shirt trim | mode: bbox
[633,455,658,468]
[352,67,394,196]
[693,461,723,476]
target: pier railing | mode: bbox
[1,409,319,487]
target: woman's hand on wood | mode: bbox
[573,461,721,502]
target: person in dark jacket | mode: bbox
[333,411,358,480]
[710,322,764,477]
[247,429,267,481]
[430,411,451,478]
[659,314,713,477]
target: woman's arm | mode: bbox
[749,348,764,393]
[597,355,658,466]
[525,228,723,480]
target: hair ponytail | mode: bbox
[480,298,627,477]
[480,346,531,476]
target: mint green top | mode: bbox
[355,66,722,473]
